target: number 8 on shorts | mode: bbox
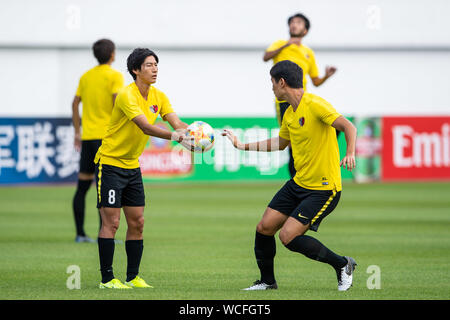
[108,189,116,205]
[94,163,146,209]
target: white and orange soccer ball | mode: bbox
[186,121,215,153]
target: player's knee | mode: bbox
[256,220,276,236]
[78,172,94,181]
[136,216,145,233]
[111,221,120,234]
[104,216,120,233]
[130,216,145,234]
[279,228,295,246]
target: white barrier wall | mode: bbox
[1,0,449,47]
[0,0,449,118]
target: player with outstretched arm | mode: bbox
[94,48,193,289]
[223,60,357,291]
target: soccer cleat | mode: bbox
[75,235,96,243]
[242,280,278,291]
[336,256,357,291]
[125,276,153,288]
[99,278,132,289]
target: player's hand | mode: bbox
[179,137,195,152]
[171,129,187,143]
[171,129,195,152]
[74,133,81,152]
[340,154,356,171]
[325,66,337,77]
[222,129,244,150]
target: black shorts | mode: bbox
[268,179,341,232]
[79,140,102,174]
[94,163,145,208]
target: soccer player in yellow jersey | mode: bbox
[223,60,357,291]
[94,48,193,289]
[71,39,124,243]
[264,13,337,177]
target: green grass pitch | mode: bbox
[0,181,449,300]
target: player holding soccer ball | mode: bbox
[223,60,357,291]
[94,48,194,289]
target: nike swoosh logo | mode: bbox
[298,213,309,219]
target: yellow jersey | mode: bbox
[279,92,342,191]
[94,82,174,169]
[76,64,124,140]
[266,40,319,91]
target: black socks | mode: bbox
[72,179,92,236]
[125,240,144,282]
[254,231,276,285]
[98,237,115,283]
[255,230,348,285]
[98,238,144,283]
[285,235,347,270]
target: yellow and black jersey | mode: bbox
[76,64,124,140]
[279,92,342,191]
[94,82,174,169]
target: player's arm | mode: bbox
[311,66,337,87]
[132,114,184,141]
[71,95,82,151]
[163,112,189,130]
[222,129,290,151]
[331,116,357,171]
[132,114,193,150]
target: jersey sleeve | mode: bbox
[266,40,287,52]
[308,49,320,79]
[116,91,144,121]
[111,72,124,95]
[158,91,175,119]
[311,96,341,126]
[279,116,290,141]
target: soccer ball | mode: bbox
[186,121,215,153]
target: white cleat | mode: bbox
[337,256,357,291]
[242,280,278,291]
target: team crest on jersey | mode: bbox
[299,117,305,126]
[306,54,310,59]
[150,105,158,113]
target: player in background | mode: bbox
[71,39,124,243]
[264,13,337,177]
[223,60,357,291]
[94,48,193,289]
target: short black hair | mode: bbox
[92,39,115,64]
[270,60,303,89]
[127,48,159,80]
[288,13,310,31]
